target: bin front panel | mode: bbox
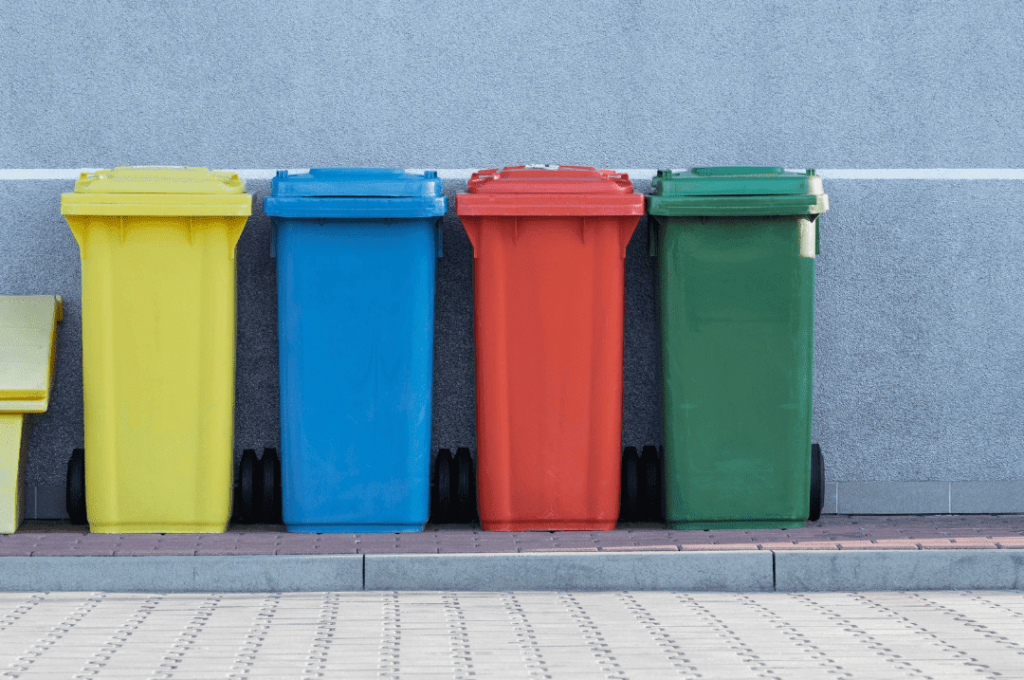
[466,215,637,531]
[659,215,814,528]
[277,217,435,532]
[68,214,244,533]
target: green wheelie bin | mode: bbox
[647,167,829,529]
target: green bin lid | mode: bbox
[647,167,828,217]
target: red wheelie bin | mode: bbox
[457,166,643,530]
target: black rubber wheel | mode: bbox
[260,448,282,524]
[66,448,87,525]
[431,448,454,524]
[809,443,824,522]
[237,449,261,524]
[453,447,477,523]
[640,445,663,522]
[659,445,666,520]
[620,446,640,522]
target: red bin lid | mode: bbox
[456,165,644,217]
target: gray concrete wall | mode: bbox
[2,1,1023,515]
[3,1,1022,168]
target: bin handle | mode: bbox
[618,218,637,259]
[800,216,820,259]
[462,218,480,259]
[648,216,658,257]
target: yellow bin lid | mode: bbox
[61,166,253,217]
[0,296,62,413]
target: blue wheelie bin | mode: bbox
[264,168,446,532]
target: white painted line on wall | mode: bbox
[1,168,1021,181]
[405,169,474,181]
[234,169,311,180]
[816,169,1024,180]
[0,169,104,180]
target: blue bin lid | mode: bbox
[264,168,446,218]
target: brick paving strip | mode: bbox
[1,515,1021,593]
[2,515,1022,557]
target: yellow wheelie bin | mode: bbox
[61,167,252,533]
[0,296,62,533]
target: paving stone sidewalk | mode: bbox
[2,590,1024,679]
[2,515,1023,556]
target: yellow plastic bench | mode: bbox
[0,295,62,533]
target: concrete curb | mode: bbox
[364,551,773,592]
[0,555,364,593]
[1,550,1023,592]
[775,550,1024,592]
